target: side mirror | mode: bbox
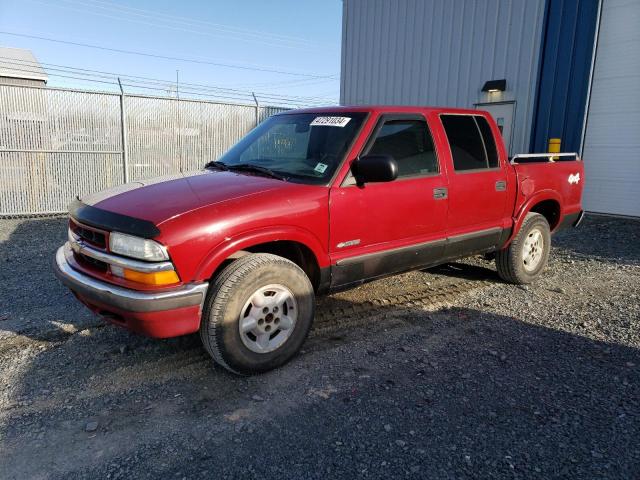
[352,154,398,185]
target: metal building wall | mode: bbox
[340,0,546,154]
[0,77,47,87]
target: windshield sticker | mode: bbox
[314,162,328,174]
[310,116,351,127]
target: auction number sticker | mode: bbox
[310,116,351,127]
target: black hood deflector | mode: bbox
[69,199,161,238]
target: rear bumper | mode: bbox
[53,245,208,337]
[556,210,585,232]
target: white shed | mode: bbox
[0,46,48,86]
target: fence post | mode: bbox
[118,78,130,183]
[252,92,260,127]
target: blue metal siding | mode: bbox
[530,0,600,153]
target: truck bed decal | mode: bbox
[568,173,581,184]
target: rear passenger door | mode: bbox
[439,114,509,257]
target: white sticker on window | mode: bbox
[314,162,328,173]
[310,116,351,127]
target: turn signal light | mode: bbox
[111,266,180,286]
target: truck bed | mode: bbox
[511,153,584,231]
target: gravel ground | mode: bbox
[0,214,638,479]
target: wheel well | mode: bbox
[211,241,322,291]
[529,200,561,230]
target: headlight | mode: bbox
[109,232,169,261]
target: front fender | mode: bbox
[194,225,329,282]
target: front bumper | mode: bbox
[54,245,208,337]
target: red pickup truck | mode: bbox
[54,106,584,374]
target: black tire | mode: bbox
[200,253,315,375]
[496,212,551,284]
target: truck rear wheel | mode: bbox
[200,253,315,375]
[496,212,551,284]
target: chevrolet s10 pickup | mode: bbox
[54,106,584,374]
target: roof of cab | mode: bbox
[279,105,487,116]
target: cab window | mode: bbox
[366,119,438,178]
[441,114,498,171]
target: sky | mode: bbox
[0,0,343,107]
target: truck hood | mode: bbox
[80,170,284,225]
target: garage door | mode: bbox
[582,0,640,216]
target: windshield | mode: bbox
[213,112,367,184]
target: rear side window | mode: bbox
[441,115,493,171]
[476,116,499,168]
[367,119,438,177]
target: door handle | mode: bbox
[495,180,507,191]
[433,187,448,200]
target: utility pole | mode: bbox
[117,77,129,183]
[252,92,260,127]
[176,70,183,174]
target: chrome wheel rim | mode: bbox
[522,227,544,272]
[238,284,297,354]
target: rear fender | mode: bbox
[194,226,329,282]
[503,190,562,247]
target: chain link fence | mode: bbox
[0,84,287,216]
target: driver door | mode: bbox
[329,114,449,289]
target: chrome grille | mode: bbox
[70,221,107,249]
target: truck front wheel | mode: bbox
[495,212,551,284]
[200,253,315,375]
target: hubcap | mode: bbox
[238,284,297,353]
[522,227,544,272]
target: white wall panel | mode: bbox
[582,0,640,216]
